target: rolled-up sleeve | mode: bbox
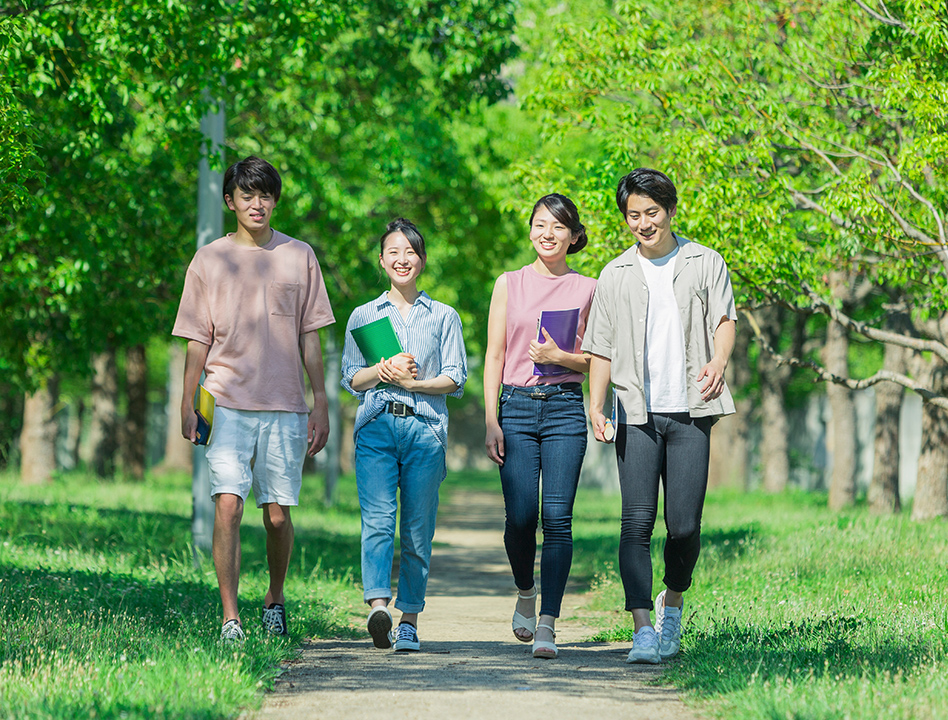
[341,311,368,398]
[707,252,737,336]
[440,310,467,398]
[581,270,615,359]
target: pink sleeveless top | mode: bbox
[502,265,597,387]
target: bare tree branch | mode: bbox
[744,309,948,408]
[801,283,948,362]
[852,0,913,33]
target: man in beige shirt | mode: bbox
[583,168,736,665]
[173,156,334,642]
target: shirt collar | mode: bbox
[614,232,694,266]
[374,290,433,311]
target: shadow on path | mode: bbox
[253,487,701,720]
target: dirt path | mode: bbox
[252,489,701,720]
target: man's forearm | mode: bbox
[588,354,612,414]
[301,330,328,406]
[181,340,210,410]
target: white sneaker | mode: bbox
[655,590,683,659]
[367,606,394,649]
[220,619,245,644]
[627,626,660,664]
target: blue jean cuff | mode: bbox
[363,589,393,604]
[394,599,425,614]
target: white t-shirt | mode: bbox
[639,246,689,413]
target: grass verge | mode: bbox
[570,485,948,720]
[0,468,364,719]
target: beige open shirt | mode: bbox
[581,234,737,425]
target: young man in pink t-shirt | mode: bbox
[172,156,335,642]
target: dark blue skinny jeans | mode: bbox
[616,412,713,611]
[497,383,587,618]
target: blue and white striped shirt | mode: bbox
[341,291,467,448]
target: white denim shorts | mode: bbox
[205,406,308,507]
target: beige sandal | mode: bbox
[511,587,538,642]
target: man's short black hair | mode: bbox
[616,168,677,214]
[223,156,282,201]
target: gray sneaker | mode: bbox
[627,626,660,664]
[262,603,288,636]
[220,619,245,644]
[655,590,683,659]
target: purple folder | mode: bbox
[532,308,580,376]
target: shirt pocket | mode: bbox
[270,282,300,317]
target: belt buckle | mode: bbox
[391,402,410,417]
[530,388,546,399]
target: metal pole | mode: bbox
[192,97,225,564]
[323,331,341,505]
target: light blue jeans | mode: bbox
[355,411,446,613]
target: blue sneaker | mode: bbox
[394,622,420,652]
[626,626,660,664]
[655,590,683,659]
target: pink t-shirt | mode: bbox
[172,231,335,413]
[502,265,597,387]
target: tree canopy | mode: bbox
[0,0,518,389]
[517,0,948,400]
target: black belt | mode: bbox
[505,382,582,400]
[385,401,415,417]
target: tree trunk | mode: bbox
[824,273,857,510]
[0,384,24,469]
[756,306,799,493]
[66,398,85,471]
[159,341,193,473]
[868,330,906,514]
[122,344,148,481]
[19,376,59,485]
[708,314,752,489]
[912,355,948,521]
[88,349,119,478]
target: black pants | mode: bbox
[615,412,713,611]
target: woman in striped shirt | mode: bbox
[341,218,468,654]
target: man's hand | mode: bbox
[589,408,610,443]
[697,357,727,402]
[181,406,199,444]
[307,403,329,456]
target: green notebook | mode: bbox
[351,315,403,363]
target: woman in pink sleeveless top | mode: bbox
[483,194,597,659]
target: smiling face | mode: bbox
[380,231,425,288]
[529,204,575,261]
[624,193,677,259]
[225,186,276,236]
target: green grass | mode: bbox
[0,469,364,719]
[3,468,947,719]
[570,486,948,720]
